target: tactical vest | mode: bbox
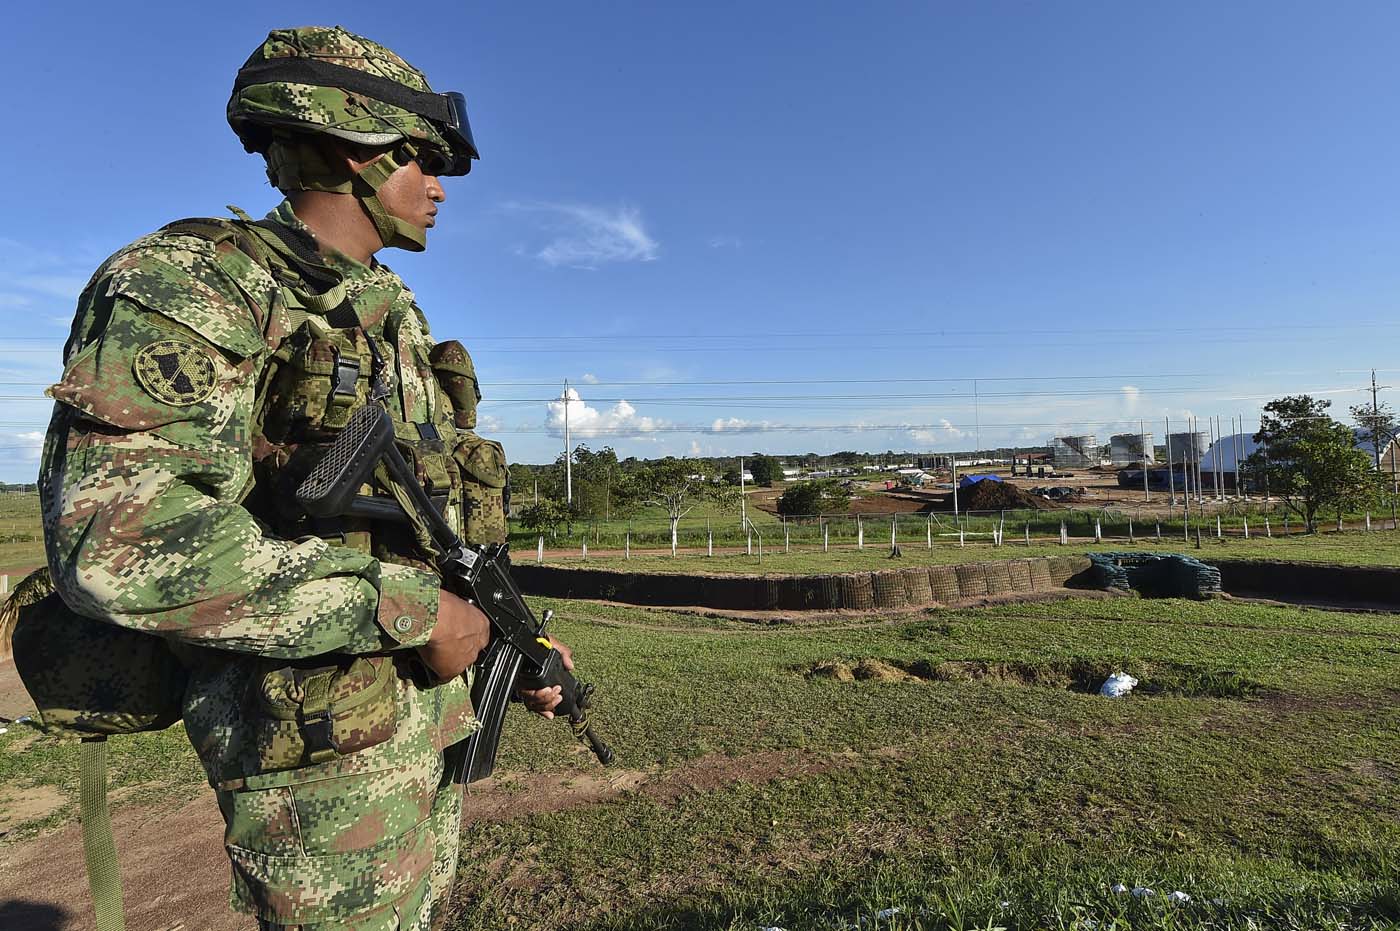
[3,213,510,931]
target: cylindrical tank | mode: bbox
[1167,432,1207,464]
[1109,432,1154,465]
[1052,434,1097,469]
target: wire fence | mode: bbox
[509,497,1400,560]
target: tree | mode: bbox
[749,455,782,487]
[1349,398,1397,470]
[624,459,737,555]
[1248,395,1381,532]
[776,479,851,517]
[517,498,568,538]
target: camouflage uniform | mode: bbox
[39,27,501,931]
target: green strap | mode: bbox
[80,737,126,931]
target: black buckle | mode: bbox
[415,421,441,442]
[333,357,361,398]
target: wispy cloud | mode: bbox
[707,235,742,249]
[504,201,659,269]
[1120,385,1141,413]
[0,237,96,322]
[579,373,600,385]
[545,387,663,438]
[909,419,967,445]
[709,417,775,434]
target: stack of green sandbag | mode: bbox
[1087,552,1223,599]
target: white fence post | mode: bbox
[708,529,713,557]
[784,525,790,553]
[926,517,932,549]
[582,541,588,560]
[1059,521,1068,545]
[537,536,544,563]
[1128,519,1134,544]
[746,527,753,556]
[1216,515,1223,539]
[625,532,630,559]
[857,515,864,550]
[1242,517,1249,540]
[1265,518,1271,538]
[1024,522,1031,546]
[823,522,829,552]
[1366,512,1372,532]
[1094,518,1102,542]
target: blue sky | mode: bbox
[4,1,1400,480]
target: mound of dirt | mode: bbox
[946,480,1058,511]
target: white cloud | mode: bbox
[505,201,659,269]
[1121,385,1141,412]
[707,235,742,249]
[709,417,774,434]
[580,373,599,385]
[476,413,503,433]
[688,441,702,456]
[8,431,44,462]
[545,387,662,438]
[909,419,967,445]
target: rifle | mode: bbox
[294,403,614,782]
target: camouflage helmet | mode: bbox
[228,26,478,176]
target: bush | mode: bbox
[777,480,850,516]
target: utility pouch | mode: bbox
[246,656,398,772]
[10,582,187,739]
[428,339,480,430]
[261,322,370,442]
[453,432,509,544]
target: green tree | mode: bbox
[1248,395,1381,532]
[517,498,568,538]
[776,479,851,517]
[624,459,737,555]
[569,444,624,520]
[1349,398,1397,470]
[749,455,782,486]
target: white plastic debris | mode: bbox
[1111,883,1129,895]
[1132,886,1155,898]
[875,908,902,920]
[0,727,7,736]
[1100,672,1139,698]
[1167,891,1191,906]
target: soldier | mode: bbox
[39,25,568,930]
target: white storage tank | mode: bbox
[1110,432,1154,466]
[1167,432,1207,464]
[1052,434,1097,470]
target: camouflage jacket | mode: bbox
[38,200,484,779]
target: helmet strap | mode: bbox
[353,147,427,253]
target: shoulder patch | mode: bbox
[133,340,218,406]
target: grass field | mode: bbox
[2,595,1396,930]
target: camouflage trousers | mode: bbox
[226,753,463,931]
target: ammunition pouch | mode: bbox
[241,656,398,778]
[454,432,509,544]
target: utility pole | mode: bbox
[1370,369,1390,469]
[1140,419,1150,502]
[563,379,572,506]
[740,455,747,528]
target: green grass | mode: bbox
[0,493,42,575]
[3,595,1396,929]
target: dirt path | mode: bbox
[0,747,857,930]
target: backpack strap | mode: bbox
[80,737,125,931]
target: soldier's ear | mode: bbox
[328,140,392,175]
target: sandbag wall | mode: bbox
[511,556,1093,611]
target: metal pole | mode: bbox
[1141,419,1150,502]
[1236,412,1245,500]
[563,380,572,506]
[1165,415,1176,507]
[739,456,746,529]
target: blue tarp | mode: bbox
[958,474,1003,489]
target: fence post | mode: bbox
[625,531,630,559]
[857,515,864,550]
[1337,514,1344,532]
[1024,522,1031,546]
[784,525,790,553]
[959,524,965,547]
[582,541,588,560]
[926,516,932,550]
[747,526,753,556]
[1265,518,1271,538]
[1216,515,1222,539]
[1059,521,1067,545]
[1284,516,1289,535]
[823,521,829,552]
[537,536,544,563]
[1242,517,1249,540]
[1366,512,1372,532]
[708,529,713,557]
[1155,521,1161,541]
[891,516,898,550]
[1094,518,1102,542]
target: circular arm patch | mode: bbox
[133,340,218,406]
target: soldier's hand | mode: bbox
[417,591,491,681]
[517,637,574,719]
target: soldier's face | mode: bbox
[375,157,447,233]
